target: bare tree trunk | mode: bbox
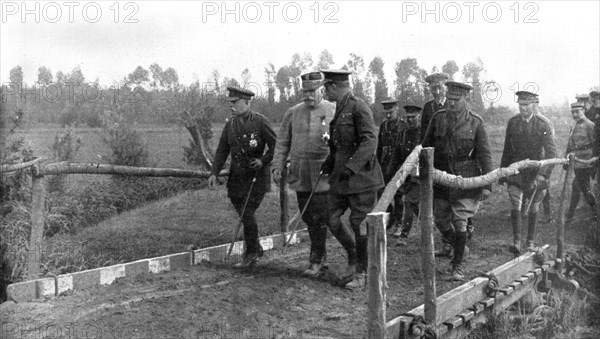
[184,125,213,170]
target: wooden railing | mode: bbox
[365,148,585,338]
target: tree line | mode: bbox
[3,51,491,127]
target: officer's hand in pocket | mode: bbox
[249,158,263,170]
[272,169,282,185]
[480,188,491,201]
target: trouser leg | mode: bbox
[298,191,329,264]
[348,190,378,274]
[327,193,357,266]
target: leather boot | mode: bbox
[450,231,468,281]
[356,236,368,274]
[526,213,537,251]
[508,210,521,254]
[435,228,455,258]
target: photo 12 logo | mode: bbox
[201,1,340,23]
[1,1,140,23]
[402,1,540,23]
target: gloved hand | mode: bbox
[249,158,263,170]
[530,174,546,190]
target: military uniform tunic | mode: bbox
[500,114,557,189]
[322,93,385,194]
[423,109,493,200]
[212,111,277,199]
[420,100,447,142]
[377,117,408,183]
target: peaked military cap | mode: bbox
[226,86,255,101]
[570,102,585,110]
[404,105,423,115]
[320,69,352,84]
[515,90,539,104]
[381,99,398,112]
[590,91,600,99]
[575,93,590,100]
[300,71,323,91]
[445,81,473,99]
[425,72,450,85]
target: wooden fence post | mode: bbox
[367,211,388,339]
[419,147,437,327]
[557,154,574,272]
[280,167,289,233]
[27,165,47,280]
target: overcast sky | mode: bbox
[1,0,599,107]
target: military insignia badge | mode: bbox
[320,115,327,125]
[322,131,330,144]
[249,133,258,148]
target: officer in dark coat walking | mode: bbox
[499,90,557,254]
[320,69,384,289]
[420,73,449,142]
[376,99,408,233]
[422,81,493,281]
[208,87,277,269]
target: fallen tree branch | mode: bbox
[39,162,229,178]
[0,157,47,173]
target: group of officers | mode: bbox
[207,69,600,289]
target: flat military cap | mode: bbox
[515,90,539,104]
[320,69,352,84]
[590,91,600,99]
[575,93,590,100]
[571,102,585,110]
[381,99,398,112]
[445,81,473,99]
[300,71,323,91]
[226,86,255,101]
[424,72,450,85]
[404,105,423,115]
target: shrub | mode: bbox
[100,109,152,167]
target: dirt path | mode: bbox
[2,230,517,339]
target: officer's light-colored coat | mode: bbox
[272,100,336,192]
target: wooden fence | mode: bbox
[364,147,586,338]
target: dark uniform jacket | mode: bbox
[322,92,384,195]
[388,126,421,179]
[376,117,408,183]
[567,117,595,169]
[211,110,277,199]
[500,113,557,189]
[422,109,493,200]
[420,100,447,142]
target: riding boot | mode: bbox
[566,188,581,222]
[450,231,468,281]
[508,210,521,254]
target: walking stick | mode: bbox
[523,185,539,216]
[226,172,258,261]
[283,170,324,247]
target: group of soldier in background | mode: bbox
[207,69,600,288]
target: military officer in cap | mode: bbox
[208,87,277,269]
[272,71,336,276]
[499,90,557,254]
[565,102,597,222]
[590,91,600,198]
[320,69,384,289]
[376,99,408,233]
[421,73,449,142]
[576,93,594,121]
[422,81,493,281]
[389,105,423,245]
